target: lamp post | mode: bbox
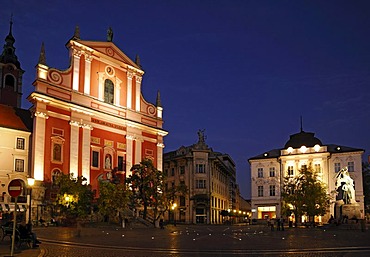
[27,177,35,225]
[171,203,177,226]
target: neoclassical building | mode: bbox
[249,129,364,223]
[163,131,238,224]
[28,27,167,198]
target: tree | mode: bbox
[363,162,370,215]
[53,173,94,220]
[126,159,188,226]
[98,180,130,223]
[282,165,330,226]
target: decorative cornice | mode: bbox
[157,142,165,148]
[69,120,81,127]
[34,111,49,119]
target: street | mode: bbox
[31,223,370,257]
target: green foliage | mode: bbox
[53,173,94,219]
[363,162,370,214]
[126,159,188,224]
[98,180,130,220]
[282,165,330,223]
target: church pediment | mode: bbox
[72,40,141,71]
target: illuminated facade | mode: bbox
[28,27,167,196]
[0,21,30,215]
[163,131,237,224]
[249,129,364,223]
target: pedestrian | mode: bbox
[277,218,281,231]
[270,218,275,231]
[280,216,285,231]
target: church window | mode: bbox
[104,79,114,104]
[4,74,15,89]
[53,143,62,162]
[118,156,125,171]
[92,150,99,168]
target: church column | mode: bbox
[72,49,82,91]
[125,134,134,177]
[81,124,92,184]
[126,71,133,109]
[115,78,122,106]
[69,120,80,178]
[135,76,142,111]
[135,137,143,165]
[83,53,92,95]
[156,141,165,171]
[32,111,48,181]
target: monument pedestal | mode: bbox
[335,200,361,219]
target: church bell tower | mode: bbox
[0,16,24,108]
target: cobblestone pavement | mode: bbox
[32,224,370,257]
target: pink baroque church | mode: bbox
[29,27,167,196]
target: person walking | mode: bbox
[280,216,285,231]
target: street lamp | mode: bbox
[171,203,177,226]
[27,177,35,225]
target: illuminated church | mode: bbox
[249,128,364,223]
[28,27,167,197]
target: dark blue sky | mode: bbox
[2,0,370,199]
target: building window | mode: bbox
[15,159,24,172]
[196,179,206,189]
[269,167,275,177]
[5,74,15,89]
[258,186,264,197]
[287,166,294,176]
[52,143,62,162]
[314,163,321,173]
[348,162,354,172]
[171,168,175,176]
[118,156,125,171]
[180,166,185,174]
[92,150,99,168]
[196,164,205,173]
[257,168,263,178]
[269,185,276,196]
[301,164,307,170]
[335,163,341,172]
[16,138,25,150]
[104,79,114,104]
[180,196,186,207]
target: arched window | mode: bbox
[104,79,114,104]
[5,74,15,89]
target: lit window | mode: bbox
[300,145,307,153]
[287,166,294,176]
[334,163,341,172]
[348,162,354,172]
[258,186,264,197]
[15,159,24,172]
[269,185,275,196]
[287,147,293,154]
[257,168,263,178]
[104,79,114,104]
[16,138,25,150]
[314,163,321,173]
[269,167,275,177]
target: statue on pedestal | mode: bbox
[335,167,356,204]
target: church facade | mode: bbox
[28,27,167,196]
[249,129,365,223]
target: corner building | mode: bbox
[249,129,364,223]
[28,28,167,195]
[163,132,237,224]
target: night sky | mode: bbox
[1,0,370,199]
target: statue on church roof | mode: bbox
[107,27,113,42]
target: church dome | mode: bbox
[284,130,322,149]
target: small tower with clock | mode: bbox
[0,17,24,108]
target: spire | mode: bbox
[38,42,46,65]
[73,25,80,40]
[135,54,141,68]
[0,14,20,68]
[156,90,162,107]
[300,116,303,132]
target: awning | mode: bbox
[0,204,27,212]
